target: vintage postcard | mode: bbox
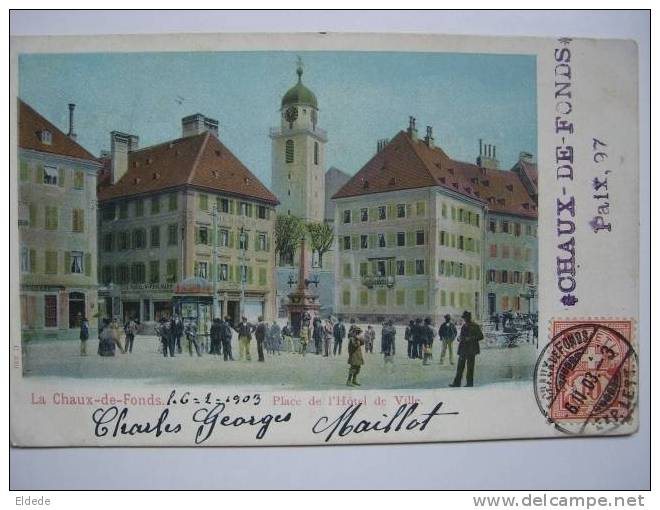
[9,32,640,446]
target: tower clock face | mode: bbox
[284,106,299,124]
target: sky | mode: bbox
[19,51,536,186]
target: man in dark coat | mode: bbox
[450,311,484,387]
[346,325,365,386]
[234,316,255,361]
[221,316,234,361]
[412,318,425,359]
[381,319,396,369]
[333,317,346,356]
[438,314,458,365]
[405,320,414,358]
[210,318,222,356]
[312,317,323,355]
[254,316,268,362]
[422,317,435,365]
[172,315,184,354]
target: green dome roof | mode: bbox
[281,63,318,108]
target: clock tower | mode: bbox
[270,59,327,223]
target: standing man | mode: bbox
[332,317,346,356]
[450,311,484,388]
[282,321,294,353]
[405,320,415,358]
[185,319,202,357]
[124,316,138,354]
[210,318,222,357]
[269,320,282,355]
[346,325,365,386]
[323,317,334,357]
[381,319,396,371]
[221,316,234,361]
[438,314,457,366]
[79,316,89,356]
[312,316,323,355]
[364,325,376,354]
[412,318,425,359]
[171,315,184,354]
[234,316,256,361]
[255,317,268,362]
[422,317,435,365]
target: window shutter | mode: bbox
[35,163,44,184]
[248,266,254,284]
[259,267,267,286]
[266,236,271,252]
[368,233,376,249]
[387,204,394,219]
[85,253,91,277]
[369,207,377,222]
[229,200,235,214]
[387,232,395,247]
[406,260,414,275]
[228,265,234,282]
[58,167,65,187]
[194,227,200,245]
[29,249,36,273]
[406,231,414,246]
[351,235,358,250]
[64,251,71,274]
[387,259,395,276]
[406,204,412,217]
[29,204,37,228]
[254,235,260,252]
[194,261,199,277]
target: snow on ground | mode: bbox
[21,324,536,390]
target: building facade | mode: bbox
[332,121,538,323]
[18,100,102,340]
[97,114,279,327]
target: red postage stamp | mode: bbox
[534,319,637,435]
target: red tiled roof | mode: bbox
[332,130,537,219]
[518,159,538,194]
[98,131,279,205]
[18,99,98,162]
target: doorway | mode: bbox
[226,300,239,327]
[68,292,85,328]
[488,293,496,317]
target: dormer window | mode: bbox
[39,130,52,145]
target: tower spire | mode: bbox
[296,56,303,82]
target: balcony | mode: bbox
[361,274,396,289]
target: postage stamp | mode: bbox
[9,32,641,446]
[534,320,638,435]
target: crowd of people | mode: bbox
[87,309,486,387]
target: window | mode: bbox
[199,193,208,211]
[501,220,510,233]
[20,247,30,273]
[343,210,351,224]
[151,225,160,247]
[360,235,368,249]
[396,260,405,276]
[397,232,405,247]
[490,244,498,258]
[343,263,352,278]
[240,202,252,217]
[378,206,386,220]
[458,235,464,250]
[314,141,319,165]
[451,206,456,221]
[168,224,178,246]
[166,259,177,283]
[45,206,58,231]
[73,171,85,190]
[116,264,130,284]
[151,196,160,214]
[72,209,84,232]
[501,270,509,283]
[257,205,267,219]
[361,208,368,222]
[397,204,406,218]
[396,290,405,306]
[118,231,129,251]
[475,214,480,227]
[416,230,425,246]
[343,236,351,250]
[377,289,386,306]
[514,222,522,236]
[197,226,209,245]
[440,290,446,306]
[416,201,426,216]
[378,234,386,248]
[132,229,146,249]
[219,264,229,281]
[502,246,510,258]
[102,205,116,221]
[441,203,447,218]
[415,259,425,275]
[257,232,267,251]
[131,263,146,284]
[285,140,294,163]
[45,251,57,274]
[69,251,83,274]
[501,296,510,311]
[119,202,128,219]
[168,193,178,211]
[513,271,522,284]
[415,289,425,305]
[219,198,230,213]
[43,165,58,185]
[359,291,368,306]
[526,272,534,284]
[342,290,351,306]
[197,261,208,279]
[219,229,229,247]
[101,266,113,285]
[439,231,446,246]
[239,230,248,250]
[44,295,57,327]
[356,262,366,277]
[149,261,160,284]
[135,199,144,217]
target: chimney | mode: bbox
[376,138,389,153]
[182,113,219,138]
[519,151,534,163]
[424,126,434,148]
[67,103,77,140]
[110,131,139,184]
[406,116,418,140]
[476,139,500,170]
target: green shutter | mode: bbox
[406,231,414,246]
[258,267,267,286]
[405,260,414,275]
[58,167,65,187]
[351,235,358,250]
[84,253,91,277]
[195,227,200,244]
[229,231,235,248]
[228,265,234,282]
[19,160,30,181]
[248,266,254,284]
[387,232,395,247]
[229,200,235,214]
[194,261,199,277]
[29,249,36,273]
[368,233,376,249]
[369,207,377,222]
[64,251,71,274]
